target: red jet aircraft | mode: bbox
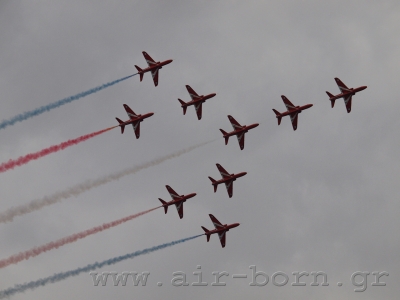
[115,104,154,139]
[326,77,367,113]
[135,51,173,86]
[220,115,259,150]
[272,96,313,131]
[158,185,197,219]
[208,163,247,198]
[201,214,240,248]
[178,85,217,120]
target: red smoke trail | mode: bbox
[0,206,160,269]
[0,126,117,173]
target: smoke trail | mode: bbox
[0,126,116,173]
[0,234,202,298]
[0,206,160,269]
[0,139,215,223]
[0,74,136,130]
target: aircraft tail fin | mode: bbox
[116,118,125,134]
[158,198,168,214]
[135,65,144,81]
[201,226,211,242]
[178,99,187,115]
[272,109,282,125]
[326,92,335,107]
[208,177,218,192]
[219,129,229,145]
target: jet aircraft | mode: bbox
[201,214,240,248]
[220,115,259,150]
[135,51,173,86]
[326,77,367,113]
[272,96,313,130]
[208,163,247,198]
[158,185,197,219]
[115,104,154,139]
[178,85,217,120]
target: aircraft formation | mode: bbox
[120,51,367,248]
[0,50,369,256]
[0,47,371,298]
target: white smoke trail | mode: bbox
[0,140,215,223]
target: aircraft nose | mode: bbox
[167,59,173,64]
[149,112,155,116]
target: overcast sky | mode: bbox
[0,1,400,299]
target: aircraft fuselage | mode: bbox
[330,86,367,100]
[140,60,173,74]
[225,123,259,137]
[213,172,247,185]
[208,223,240,236]
[280,104,313,117]
[164,193,197,206]
[120,112,154,127]
[185,93,217,106]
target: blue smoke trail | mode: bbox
[0,234,202,298]
[0,73,137,130]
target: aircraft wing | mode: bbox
[186,85,200,100]
[166,185,180,200]
[344,95,352,113]
[132,121,140,139]
[237,132,245,150]
[224,180,233,198]
[228,115,243,130]
[281,95,296,111]
[194,102,202,120]
[124,104,138,120]
[143,51,156,66]
[335,77,351,94]
[216,163,230,179]
[290,112,299,131]
[209,214,224,229]
[151,68,159,86]
[175,201,184,219]
[218,230,227,248]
